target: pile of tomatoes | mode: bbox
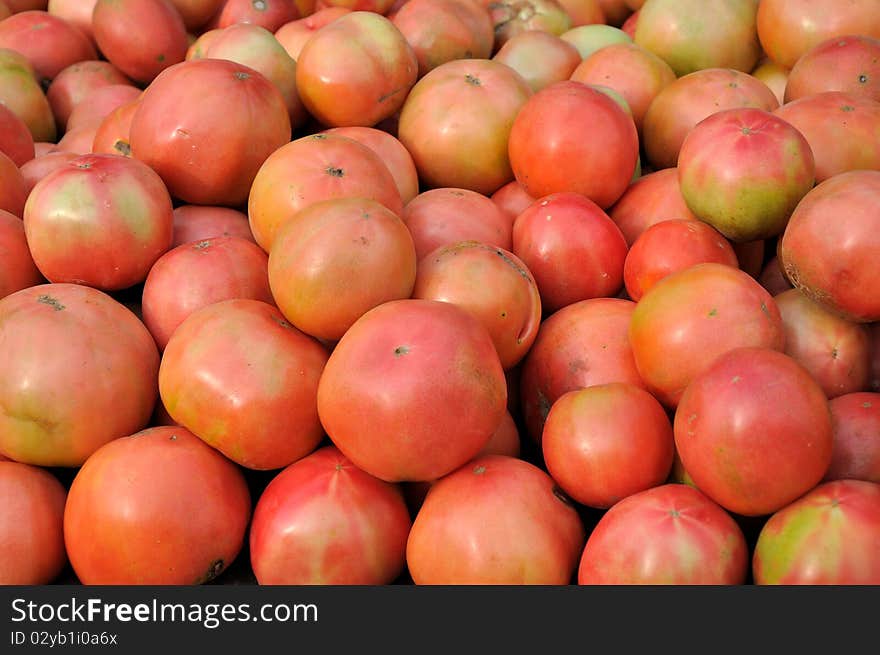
[0,0,879,586]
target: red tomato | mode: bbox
[490,179,536,222]
[129,58,291,208]
[406,454,586,584]
[398,58,532,196]
[211,0,301,32]
[0,48,57,143]
[0,99,35,166]
[92,0,188,85]
[23,153,174,291]
[642,67,779,171]
[824,392,880,483]
[0,10,97,82]
[247,133,403,253]
[623,219,739,302]
[508,80,639,209]
[519,297,646,443]
[784,35,880,104]
[753,479,880,584]
[47,0,99,45]
[758,255,793,297]
[577,483,749,584]
[317,299,508,482]
[511,191,629,312]
[543,382,674,509]
[63,425,252,585]
[0,461,67,584]
[608,167,698,246]
[773,91,880,183]
[274,6,352,61]
[629,262,785,408]
[674,347,833,517]
[870,323,880,392]
[0,208,42,300]
[756,0,880,70]
[633,0,760,76]
[268,197,417,342]
[295,11,417,127]
[159,299,329,471]
[492,29,581,93]
[65,83,141,132]
[171,204,255,248]
[392,0,493,78]
[250,445,412,585]
[142,236,274,351]
[165,0,225,32]
[0,150,26,217]
[779,170,880,323]
[18,150,77,196]
[0,283,159,467]
[90,95,139,157]
[677,107,816,242]
[557,0,605,26]
[401,187,513,261]
[412,240,542,369]
[774,288,870,398]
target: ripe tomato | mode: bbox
[608,167,698,246]
[784,35,880,104]
[824,392,880,483]
[0,209,42,300]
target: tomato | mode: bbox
[756,0,880,70]
[0,150,26,217]
[758,255,793,296]
[511,192,628,312]
[412,240,542,369]
[633,0,760,76]
[0,10,97,83]
[677,107,816,243]
[268,197,416,342]
[392,0,493,78]
[508,80,638,209]
[91,95,140,157]
[142,236,274,351]
[0,283,159,467]
[779,170,880,323]
[492,30,581,93]
[0,49,56,142]
[46,60,131,133]
[490,179,536,221]
[750,57,788,106]
[483,0,573,49]
[774,288,870,399]
[63,425,252,585]
[171,204,256,248]
[398,58,532,196]
[295,11,417,128]
[623,219,739,302]
[159,299,329,471]
[773,91,880,183]
[165,0,225,31]
[23,153,174,291]
[569,42,676,135]
[543,382,674,509]
[870,324,880,392]
[130,58,291,208]
[557,0,605,26]
[18,150,77,196]
[577,483,749,584]
[0,208,43,300]
[752,479,880,584]
[47,0,99,45]
[784,35,880,104]
[608,167,698,246]
[674,346,833,517]
[250,445,412,585]
[92,0,189,85]
[401,187,513,261]
[519,297,646,443]
[406,454,586,584]
[824,392,880,483]
[317,298,508,482]
[65,83,141,132]
[560,23,632,59]
[629,262,785,408]
[274,6,352,61]
[248,133,403,253]
[211,0,301,32]
[0,101,34,166]
[0,461,67,584]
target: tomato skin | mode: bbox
[295,11,418,128]
[250,445,412,585]
[0,150,27,218]
[398,58,532,196]
[492,29,581,94]
[519,297,646,444]
[778,170,880,323]
[63,425,252,585]
[629,262,785,409]
[129,58,292,208]
[0,209,43,300]
[23,153,174,291]
[0,283,159,468]
[171,205,255,248]
[91,96,140,158]
[508,80,639,209]
[212,0,301,32]
[674,347,834,517]
[406,454,586,584]
[511,191,629,312]
[784,35,880,104]
[45,60,130,134]
[274,7,352,61]
[752,479,880,585]
[0,101,34,166]
[0,461,67,584]
[542,382,674,509]
[0,10,97,83]
[159,299,329,471]
[317,299,508,483]
[824,392,880,483]
[609,167,698,246]
[577,483,749,585]
[0,49,57,143]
